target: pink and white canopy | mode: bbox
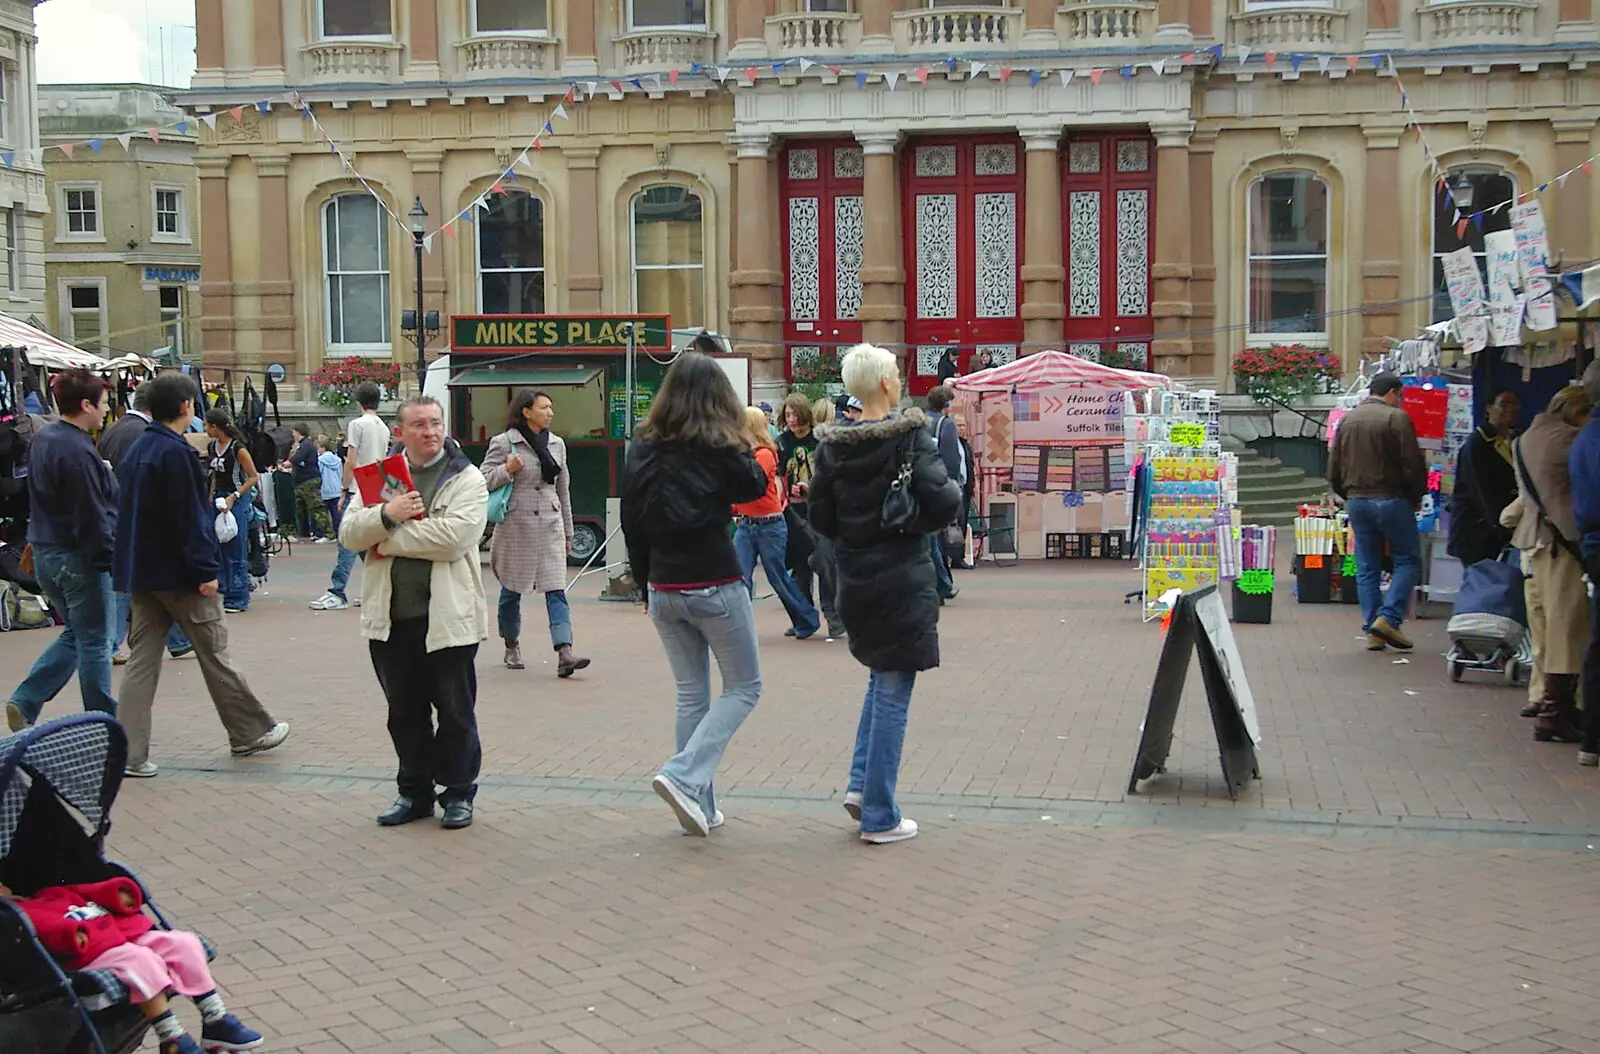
[0,312,110,370]
[950,350,1177,393]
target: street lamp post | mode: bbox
[405,196,430,390]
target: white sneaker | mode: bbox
[232,722,290,757]
[309,592,349,611]
[682,809,725,835]
[124,761,158,779]
[861,818,918,845]
[653,774,708,837]
[842,792,862,821]
[314,537,332,544]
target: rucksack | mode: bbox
[0,581,50,630]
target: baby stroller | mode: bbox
[0,715,215,1054]
[1446,553,1532,685]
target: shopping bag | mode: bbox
[214,506,239,544]
[487,483,513,525]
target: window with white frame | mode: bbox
[152,186,186,241]
[807,0,851,10]
[1246,170,1330,340]
[63,281,105,347]
[473,0,549,32]
[322,194,391,350]
[478,191,545,313]
[160,286,183,357]
[631,185,704,329]
[1431,166,1516,324]
[1,208,16,293]
[320,0,392,38]
[628,0,708,28]
[0,64,11,146]
[57,183,102,241]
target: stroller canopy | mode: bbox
[0,715,125,861]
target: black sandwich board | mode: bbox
[1128,584,1262,799]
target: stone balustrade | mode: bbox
[1229,5,1350,48]
[766,12,861,56]
[615,29,716,74]
[300,40,402,84]
[1418,0,1539,45]
[892,6,1024,49]
[455,35,559,79]
[1057,1,1159,44]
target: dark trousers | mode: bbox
[369,617,481,805]
[1583,559,1600,754]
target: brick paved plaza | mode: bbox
[5,551,1600,1053]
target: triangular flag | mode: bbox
[998,67,1012,82]
[506,167,518,182]
[856,71,869,89]
[716,67,731,83]
[256,100,270,113]
[828,66,841,76]
[1584,161,1594,177]
[176,120,189,135]
[565,85,575,101]
[553,104,567,120]
[1371,53,1384,70]
[1317,55,1331,74]
[885,70,900,90]
[229,105,245,124]
[1472,212,1485,230]
[149,127,160,142]
[1208,44,1223,61]
[443,223,457,240]
[630,77,643,90]
[690,63,702,74]
[1059,70,1074,88]
[201,114,218,130]
[533,137,543,151]
[1456,218,1469,238]
[1237,45,1252,66]
[971,61,986,78]
[1089,68,1104,85]
[771,63,783,77]
[799,58,815,72]
[584,81,597,95]
[1538,183,1549,193]
[1346,55,1359,71]
[116,133,132,151]
[543,121,553,134]
[1263,51,1276,69]
[474,194,488,211]
[1029,69,1043,86]
[1181,52,1195,63]
[1151,59,1166,76]
[1288,54,1303,74]
[423,234,435,254]
[489,182,503,195]
[1119,65,1134,80]
[59,143,73,159]
[460,209,475,225]
[914,67,929,84]
[610,80,624,93]
[945,58,958,72]
[743,67,757,84]
[0,153,11,169]
[646,74,662,92]
[87,138,101,153]
[669,70,679,86]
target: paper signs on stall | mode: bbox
[1512,201,1558,332]
[1441,247,1489,354]
[1402,385,1448,444]
[1168,422,1206,448]
[1483,231,1525,347]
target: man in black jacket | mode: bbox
[923,386,962,601]
[288,421,332,540]
[113,373,288,778]
[4,371,118,732]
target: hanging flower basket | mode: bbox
[1233,344,1340,407]
[308,357,402,411]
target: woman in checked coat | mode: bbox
[481,388,591,677]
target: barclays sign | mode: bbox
[143,267,200,282]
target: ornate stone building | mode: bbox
[180,1,1599,401]
[0,0,47,330]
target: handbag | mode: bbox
[880,433,919,533]
[486,483,513,525]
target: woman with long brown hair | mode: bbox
[621,353,770,835]
[733,407,819,638]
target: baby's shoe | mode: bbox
[201,1014,264,1052]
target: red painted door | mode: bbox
[1061,132,1156,371]
[779,140,865,385]
[902,135,1025,397]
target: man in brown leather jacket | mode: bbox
[1329,372,1428,652]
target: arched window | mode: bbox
[477,191,545,313]
[322,193,390,350]
[1431,165,1516,324]
[1246,170,1330,340]
[631,185,704,329]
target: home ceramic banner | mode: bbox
[1441,247,1489,354]
[1011,388,1124,443]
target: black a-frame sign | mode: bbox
[1129,584,1262,799]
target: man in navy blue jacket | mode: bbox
[4,370,118,733]
[924,385,963,602]
[1571,362,1600,767]
[113,373,288,778]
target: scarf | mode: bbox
[515,423,560,484]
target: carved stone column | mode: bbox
[729,132,785,387]
[1154,0,1193,46]
[406,149,447,326]
[728,0,768,59]
[1022,0,1057,47]
[252,0,284,78]
[856,129,905,352]
[564,146,603,312]
[253,154,295,369]
[1550,118,1597,266]
[407,0,441,80]
[197,156,234,369]
[1150,122,1194,377]
[860,0,894,52]
[1555,0,1596,40]
[1019,124,1064,353]
[564,0,599,76]
[196,0,224,72]
[1187,131,1217,382]
[1360,121,1403,360]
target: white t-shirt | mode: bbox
[345,412,390,494]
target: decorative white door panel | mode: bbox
[780,141,865,380]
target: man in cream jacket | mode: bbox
[340,396,489,830]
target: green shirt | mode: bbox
[388,450,451,624]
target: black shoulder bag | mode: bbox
[1514,441,1584,563]
[881,432,919,533]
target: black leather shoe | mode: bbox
[440,801,474,829]
[376,797,434,827]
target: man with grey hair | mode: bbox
[1569,361,1600,766]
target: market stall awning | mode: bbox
[0,312,113,370]
[950,351,1177,393]
[448,367,604,388]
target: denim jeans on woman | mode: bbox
[219,491,254,611]
[733,517,819,636]
[648,581,762,818]
[498,587,572,647]
[1346,496,1421,630]
[848,669,917,833]
[8,545,116,724]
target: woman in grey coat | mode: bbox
[480,389,591,677]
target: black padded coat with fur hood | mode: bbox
[809,408,962,672]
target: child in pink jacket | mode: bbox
[2,877,262,1054]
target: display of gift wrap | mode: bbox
[1293,505,1340,604]
[1229,527,1278,624]
[1141,450,1237,621]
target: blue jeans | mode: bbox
[1347,496,1422,630]
[498,586,572,648]
[734,517,820,636]
[220,493,253,611]
[649,582,762,818]
[114,590,190,655]
[848,669,917,833]
[9,545,116,724]
[929,535,954,598]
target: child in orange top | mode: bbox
[732,407,820,638]
[2,878,262,1054]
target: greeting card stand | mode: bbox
[1129,584,1262,800]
